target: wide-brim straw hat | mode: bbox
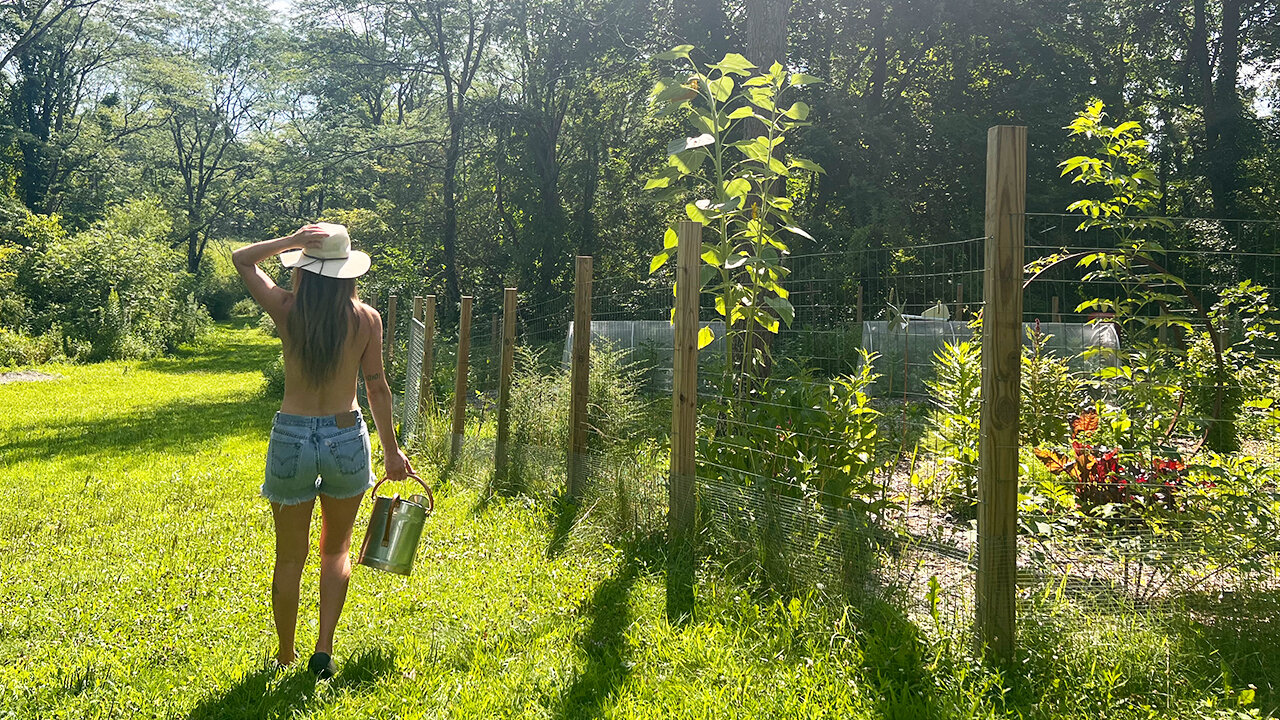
[279,222,371,279]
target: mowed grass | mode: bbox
[0,323,1275,719]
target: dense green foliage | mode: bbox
[3,0,1277,337]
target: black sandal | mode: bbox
[307,652,338,680]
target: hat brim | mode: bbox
[280,249,371,279]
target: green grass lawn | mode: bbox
[0,323,1273,719]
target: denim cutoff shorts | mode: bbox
[261,409,376,505]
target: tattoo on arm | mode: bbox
[365,373,382,382]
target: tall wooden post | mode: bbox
[420,296,436,411]
[855,283,864,326]
[567,256,593,498]
[385,294,399,366]
[978,125,1026,660]
[667,220,700,620]
[1051,296,1062,324]
[451,296,473,462]
[413,295,424,323]
[495,288,518,487]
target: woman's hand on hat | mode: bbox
[287,224,328,249]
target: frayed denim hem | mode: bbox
[261,485,319,506]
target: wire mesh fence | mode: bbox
[379,146,1279,668]
[1015,214,1280,643]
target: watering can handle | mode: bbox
[370,472,434,514]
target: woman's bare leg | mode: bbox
[270,499,315,665]
[315,492,363,656]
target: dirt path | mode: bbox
[0,370,60,384]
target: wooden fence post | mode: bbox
[855,283,863,326]
[1051,296,1061,324]
[667,220,700,620]
[451,296,473,462]
[385,294,398,366]
[420,295,436,411]
[568,256,592,498]
[413,295,424,323]
[978,125,1026,660]
[495,288,517,487]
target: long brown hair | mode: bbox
[285,269,358,386]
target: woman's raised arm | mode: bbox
[232,226,325,319]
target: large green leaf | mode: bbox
[788,157,825,174]
[733,137,772,163]
[723,177,752,199]
[788,73,822,86]
[653,45,693,61]
[663,227,678,249]
[653,82,696,105]
[764,295,796,327]
[698,326,715,349]
[781,102,810,120]
[686,202,711,224]
[650,251,671,274]
[781,225,814,241]
[710,53,756,76]
[644,173,676,190]
[669,149,706,175]
[701,244,725,266]
[708,76,734,102]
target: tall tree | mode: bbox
[404,0,495,309]
[143,0,278,272]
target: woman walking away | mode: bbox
[233,223,412,679]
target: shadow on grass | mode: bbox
[552,556,640,720]
[0,393,272,465]
[1173,591,1280,714]
[545,492,580,560]
[185,648,396,720]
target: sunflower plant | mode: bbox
[645,46,823,392]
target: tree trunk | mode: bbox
[441,111,463,310]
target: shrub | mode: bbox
[0,327,61,367]
[186,242,249,321]
[0,240,25,330]
[96,197,172,244]
[701,355,885,508]
[504,342,647,498]
[17,229,211,360]
[230,298,260,317]
[257,311,278,338]
[262,352,285,397]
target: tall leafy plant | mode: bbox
[1037,102,1213,449]
[644,46,823,391]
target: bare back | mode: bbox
[278,299,378,416]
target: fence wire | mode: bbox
[1016,214,1280,648]
[391,212,1280,664]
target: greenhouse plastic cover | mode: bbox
[562,320,727,390]
[861,319,1119,397]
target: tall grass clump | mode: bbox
[503,342,660,538]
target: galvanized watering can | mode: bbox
[357,473,434,576]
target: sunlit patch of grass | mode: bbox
[0,323,1273,719]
